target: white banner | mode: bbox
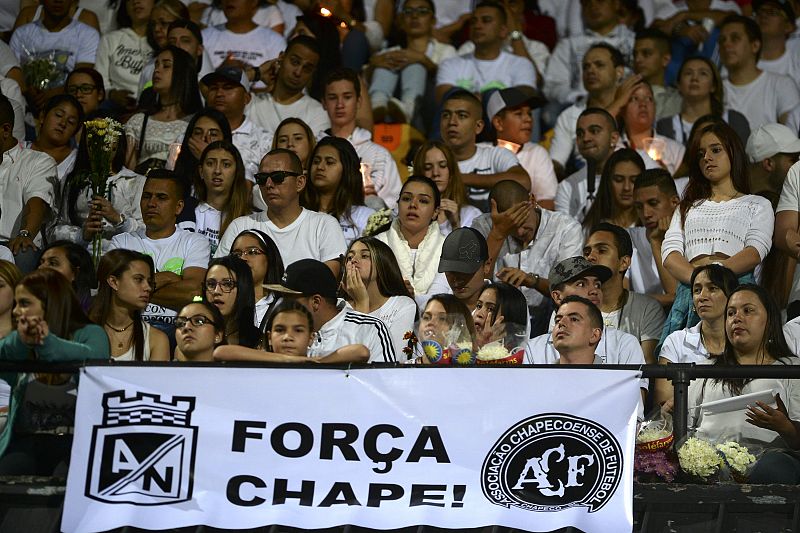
[62,366,641,533]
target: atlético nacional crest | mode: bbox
[85,391,198,505]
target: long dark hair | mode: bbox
[412,140,469,205]
[231,229,284,286]
[173,108,233,198]
[346,237,412,299]
[482,282,528,329]
[690,264,739,300]
[711,284,795,395]
[680,121,750,224]
[582,148,645,232]
[202,256,260,348]
[89,249,155,361]
[144,46,202,117]
[197,140,252,237]
[38,240,97,310]
[18,269,91,339]
[304,136,364,226]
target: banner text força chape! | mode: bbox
[226,420,467,509]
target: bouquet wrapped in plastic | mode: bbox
[417,312,475,365]
[475,322,527,365]
[634,411,677,482]
[21,48,70,91]
[677,435,758,483]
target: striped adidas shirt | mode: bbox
[309,302,396,363]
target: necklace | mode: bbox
[106,322,134,349]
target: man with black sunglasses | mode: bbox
[214,148,347,279]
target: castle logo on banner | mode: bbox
[85,391,198,505]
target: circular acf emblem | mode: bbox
[480,413,623,513]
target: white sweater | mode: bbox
[661,195,774,263]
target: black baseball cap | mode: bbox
[264,259,337,298]
[486,86,547,120]
[438,228,489,274]
[201,65,251,91]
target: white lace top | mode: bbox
[661,195,774,263]
[125,113,189,163]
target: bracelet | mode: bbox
[17,229,31,239]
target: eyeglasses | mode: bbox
[230,247,265,258]
[66,84,97,95]
[254,170,300,185]
[175,315,214,329]
[403,7,432,16]
[204,279,237,292]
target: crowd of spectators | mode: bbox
[1,0,800,482]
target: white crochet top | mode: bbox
[661,194,774,263]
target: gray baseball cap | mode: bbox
[548,257,613,287]
[438,228,488,274]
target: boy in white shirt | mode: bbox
[440,89,529,210]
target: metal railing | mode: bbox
[3,360,800,442]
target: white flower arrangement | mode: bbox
[678,437,722,479]
[364,208,394,236]
[637,427,672,444]
[476,341,510,361]
[716,442,756,475]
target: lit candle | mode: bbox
[496,139,521,153]
[165,143,182,170]
[642,137,665,162]
[320,7,332,16]
[360,162,373,193]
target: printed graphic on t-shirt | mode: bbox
[112,42,149,76]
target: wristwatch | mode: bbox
[510,30,523,41]
[17,229,31,239]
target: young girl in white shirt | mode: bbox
[660,121,774,345]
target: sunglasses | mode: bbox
[175,314,215,329]
[254,170,300,185]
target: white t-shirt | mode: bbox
[660,323,715,364]
[369,295,417,359]
[776,162,800,302]
[202,25,287,71]
[10,19,99,89]
[94,28,153,95]
[457,143,521,204]
[438,204,482,236]
[555,166,598,223]
[201,4,283,30]
[758,40,800,86]
[627,226,664,296]
[187,202,222,256]
[215,208,347,266]
[457,37,549,80]
[231,117,271,182]
[248,93,330,139]
[514,142,558,201]
[0,144,56,244]
[549,102,584,168]
[436,51,537,94]
[310,302,396,363]
[339,205,375,247]
[0,41,18,77]
[723,71,800,129]
[109,227,211,324]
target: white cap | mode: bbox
[746,123,800,162]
